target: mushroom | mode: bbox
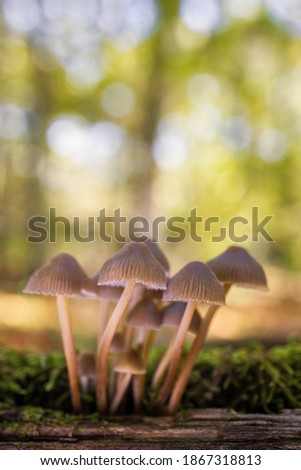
[122,239,168,351]
[110,349,146,414]
[168,246,268,414]
[156,261,225,407]
[96,241,166,413]
[126,299,162,332]
[124,239,168,342]
[152,302,201,387]
[23,253,92,412]
[208,246,268,289]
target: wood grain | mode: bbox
[1,408,301,450]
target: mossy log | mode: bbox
[1,408,301,450]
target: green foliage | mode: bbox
[180,341,301,413]
[1,341,301,415]
[1,4,301,286]
[0,347,71,411]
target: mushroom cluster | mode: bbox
[23,242,267,415]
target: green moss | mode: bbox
[21,406,45,424]
[1,340,301,419]
[174,340,301,413]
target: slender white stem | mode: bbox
[143,330,156,359]
[168,284,231,414]
[132,374,143,413]
[156,300,197,406]
[115,325,135,393]
[152,333,176,387]
[121,285,144,352]
[96,281,135,414]
[124,326,136,350]
[110,373,132,414]
[108,355,116,401]
[128,284,145,310]
[122,285,144,351]
[98,300,111,347]
[136,327,146,346]
[56,295,81,412]
[133,330,156,413]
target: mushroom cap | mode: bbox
[109,332,126,353]
[97,242,167,290]
[82,275,124,300]
[144,239,170,275]
[77,350,96,377]
[114,350,145,375]
[23,253,92,297]
[161,302,201,335]
[125,299,162,331]
[207,246,268,289]
[162,261,225,305]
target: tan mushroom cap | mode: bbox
[114,350,146,375]
[143,239,170,275]
[97,242,167,290]
[23,253,92,297]
[125,299,162,331]
[109,332,126,353]
[161,302,201,335]
[162,261,225,305]
[207,246,268,289]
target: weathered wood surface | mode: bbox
[1,409,301,450]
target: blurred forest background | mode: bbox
[0,0,301,350]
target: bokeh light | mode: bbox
[1,0,301,350]
[256,128,288,162]
[0,103,27,140]
[46,116,125,166]
[221,116,252,151]
[101,82,136,118]
[180,0,222,34]
[98,0,158,49]
[153,116,188,169]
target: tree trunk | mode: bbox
[1,408,301,449]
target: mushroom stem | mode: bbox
[132,375,143,413]
[124,326,136,350]
[120,285,144,352]
[96,281,136,414]
[114,326,135,395]
[133,330,156,413]
[156,300,197,406]
[152,333,176,387]
[108,355,117,401]
[129,284,145,309]
[110,372,132,414]
[167,284,231,415]
[56,295,81,413]
[98,300,111,347]
[143,330,156,359]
